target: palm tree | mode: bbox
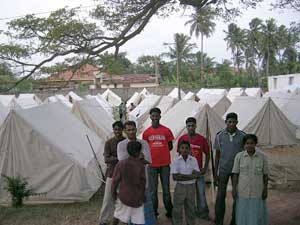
[163,33,196,99]
[245,18,263,78]
[185,6,216,80]
[224,23,247,74]
[260,18,279,76]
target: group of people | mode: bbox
[98,108,269,225]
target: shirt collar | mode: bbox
[243,150,258,157]
[179,155,192,161]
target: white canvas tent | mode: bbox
[160,100,224,144]
[0,102,105,203]
[72,99,114,140]
[16,94,42,109]
[198,94,231,117]
[183,91,196,101]
[269,95,300,128]
[0,95,15,108]
[140,88,151,100]
[139,96,177,133]
[45,94,73,108]
[129,95,161,130]
[227,87,247,102]
[168,88,186,99]
[65,91,83,103]
[197,88,227,98]
[101,89,122,107]
[0,102,9,125]
[224,97,299,146]
[245,88,263,97]
[85,94,113,116]
[126,92,142,109]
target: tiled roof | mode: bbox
[48,64,100,81]
[101,73,157,84]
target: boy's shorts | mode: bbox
[114,198,145,224]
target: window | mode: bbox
[289,76,294,85]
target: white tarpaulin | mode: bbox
[0,95,15,108]
[72,99,114,140]
[197,88,227,98]
[0,102,105,203]
[140,88,151,100]
[168,88,186,99]
[102,89,122,107]
[245,88,263,97]
[126,92,142,109]
[45,95,73,108]
[129,95,161,130]
[183,91,196,101]
[65,91,83,103]
[269,95,300,128]
[198,94,231,117]
[224,97,299,146]
[0,102,9,125]
[227,87,247,102]
[16,94,42,109]
[85,94,113,116]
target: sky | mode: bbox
[0,0,299,64]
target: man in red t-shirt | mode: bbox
[177,117,210,219]
[143,107,174,218]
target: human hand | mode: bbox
[139,152,145,160]
[262,188,268,200]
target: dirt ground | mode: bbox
[156,188,300,225]
[1,188,300,225]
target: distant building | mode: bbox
[268,73,300,91]
[96,73,159,88]
[43,64,160,90]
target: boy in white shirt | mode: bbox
[171,140,201,225]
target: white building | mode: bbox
[268,73,300,92]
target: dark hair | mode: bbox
[242,134,258,146]
[149,107,161,115]
[127,141,142,157]
[178,140,190,149]
[124,120,136,128]
[186,117,196,124]
[112,121,124,129]
[225,112,238,121]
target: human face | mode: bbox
[186,122,196,136]
[113,126,123,138]
[179,143,190,159]
[225,118,238,133]
[124,124,137,140]
[244,138,256,155]
[150,112,161,127]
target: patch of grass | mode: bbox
[0,187,104,225]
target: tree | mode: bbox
[260,18,279,76]
[185,6,216,80]
[163,33,196,99]
[272,0,300,11]
[98,52,133,75]
[224,23,247,74]
[0,0,265,91]
[245,18,263,78]
[135,55,162,74]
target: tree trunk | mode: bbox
[200,32,204,82]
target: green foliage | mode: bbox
[98,52,133,75]
[2,175,33,208]
[78,83,89,92]
[14,79,33,92]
